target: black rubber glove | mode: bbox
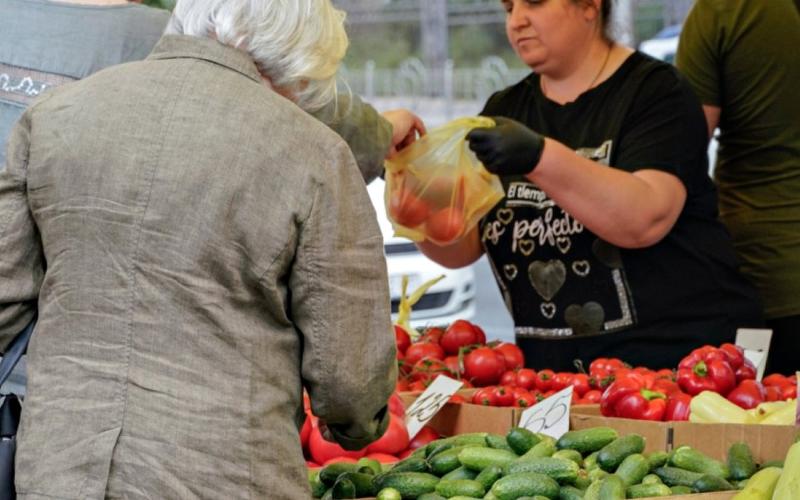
[466,116,545,176]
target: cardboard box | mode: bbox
[399,392,520,436]
[671,421,797,464]
[570,404,671,454]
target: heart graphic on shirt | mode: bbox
[528,260,567,301]
[592,239,622,269]
[496,208,514,225]
[564,301,605,336]
[503,264,519,281]
[556,237,572,254]
[518,239,535,257]
[572,260,591,277]
[540,302,557,319]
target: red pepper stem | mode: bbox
[641,389,666,401]
[693,360,708,377]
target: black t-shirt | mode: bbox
[479,52,762,370]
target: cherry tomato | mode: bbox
[443,355,463,377]
[582,389,602,404]
[404,342,445,366]
[493,342,525,371]
[395,378,410,392]
[419,327,445,344]
[472,387,498,406]
[516,368,538,390]
[569,373,591,397]
[500,370,519,387]
[471,324,487,345]
[410,358,451,383]
[407,426,440,450]
[440,320,481,355]
[408,379,429,392]
[425,207,465,243]
[388,393,406,417]
[308,425,366,464]
[464,347,505,386]
[365,412,410,455]
[536,369,555,392]
[389,186,430,228]
[492,385,515,407]
[394,325,411,354]
[449,394,466,404]
[551,372,574,391]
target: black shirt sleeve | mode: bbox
[615,64,709,183]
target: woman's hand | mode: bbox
[382,109,426,157]
[466,117,545,175]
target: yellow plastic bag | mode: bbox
[384,117,504,245]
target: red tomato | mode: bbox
[425,207,465,243]
[500,370,519,387]
[472,324,487,345]
[410,358,451,382]
[308,425,366,464]
[449,394,466,404]
[493,385,515,407]
[419,327,445,344]
[493,343,525,371]
[440,320,480,355]
[306,460,321,469]
[395,378,410,392]
[472,387,498,406]
[366,453,400,464]
[389,187,430,228]
[404,342,445,366]
[582,389,602,404]
[512,388,536,408]
[536,369,555,392]
[551,372,574,391]
[388,393,406,417]
[366,412,410,455]
[394,325,411,354]
[464,347,505,386]
[408,426,440,450]
[409,379,429,392]
[322,456,358,466]
[443,355,463,377]
[516,368,538,390]
[300,415,312,448]
[397,448,415,460]
[569,373,591,397]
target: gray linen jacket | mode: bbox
[0,35,396,499]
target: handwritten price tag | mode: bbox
[404,375,463,439]
[736,328,773,381]
[518,386,573,439]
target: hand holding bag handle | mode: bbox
[0,316,37,500]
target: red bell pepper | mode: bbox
[719,343,745,370]
[765,385,782,402]
[727,379,766,409]
[600,378,667,421]
[735,359,757,384]
[677,346,737,396]
[664,392,692,421]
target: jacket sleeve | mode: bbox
[0,108,43,350]
[291,141,397,450]
[310,93,392,185]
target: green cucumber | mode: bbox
[416,494,446,500]
[391,457,431,474]
[450,433,490,448]
[504,457,579,484]
[320,462,359,486]
[670,446,730,478]
[435,479,485,498]
[426,442,456,459]
[336,472,377,497]
[331,476,356,499]
[356,457,383,476]
[552,449,583,467]
[458,447,518,472]
[376,487,403,500]
[597,475,625,500]
[614,453,650,486]
[430,447,470,476]
[373,472,440,499]
[728,442,757,480]
[441,465,478,482]
[474,465,503,491]
[760,459,784,469]
[520,439,557,459]
[625,483,672,498]
[557,428,619,455]
[597,435,645,472]
[507,428,542,456]
[583,480,602,500]
[669,485,693,495]
[641,473,662,485]
[573,469,592,490]
[646,451,669,471]
[692,473,736,493]
[558,485,585,500]
[588,468,608,482]
[309,470,327,498]
[653,466,704,487]
[583,452,600,471]
[490,472,560,500]
[486,433,515,452]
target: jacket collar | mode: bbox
[147,35,263,83]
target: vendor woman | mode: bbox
[418,0,762,370]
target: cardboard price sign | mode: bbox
[518,386,573,439]
[736,328,773,381]
[404,375,463,439]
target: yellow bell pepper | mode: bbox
[689,391,757,424]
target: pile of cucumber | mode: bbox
[308,426,776,499]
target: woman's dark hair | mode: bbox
[574,0,615,42]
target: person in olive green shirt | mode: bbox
[677,0,800,375]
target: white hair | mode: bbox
[166,0,348,112]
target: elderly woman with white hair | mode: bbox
[0,0,397,497]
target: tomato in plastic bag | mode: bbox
[384,117,504,245]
